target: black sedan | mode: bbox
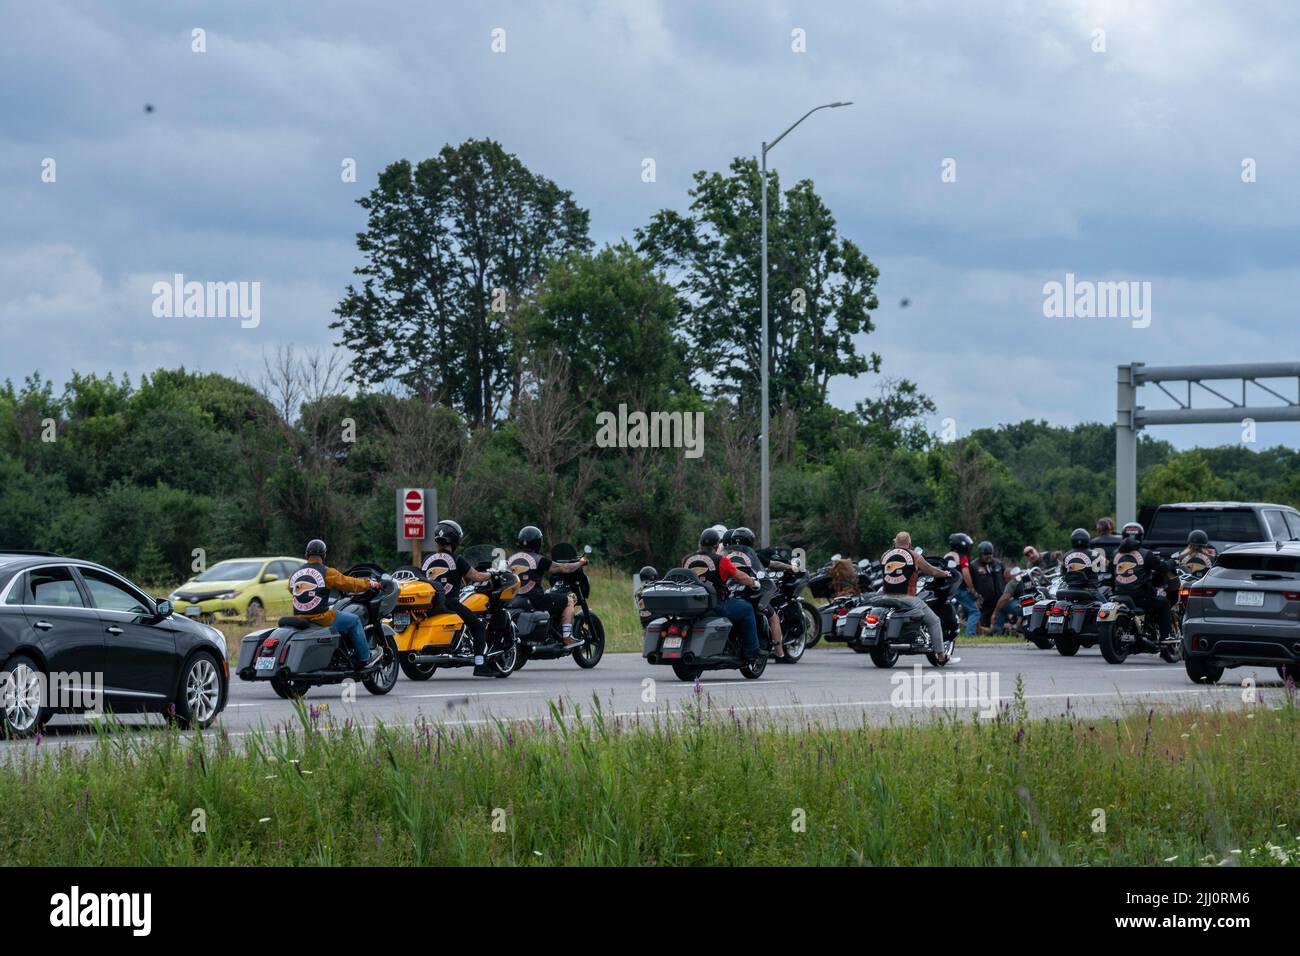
[0,551,228,737]
[1181,542,1300,684]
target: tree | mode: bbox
[636,157,892,420]
[332,140,591,425]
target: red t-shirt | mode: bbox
[719,555,738,581]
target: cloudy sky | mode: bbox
[4,0,1298,448]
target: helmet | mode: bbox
[434,519,463,548]
[516,526,543,551]
[1121,521,1144,544]
[721,528,737,546]
[857,558,873,571]
[305,539,327,559]
[731,527,756,548]
[699,528,722,551]
[1070,528,1090,548]
[948,533,972,555]
[1188,529,1209,547]
[978,540,994,556]
[638,565,659,583]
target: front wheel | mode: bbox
[926,636,956,667]
[172,652,223,729]
[1054,633,1079,656]
[1097,619,1132,664]
[800,601,823,649]
[363,640,400,695]
[573,612,604,669]
[740,654,767,680]
[489,633,518,677]
[1159,642,1183,664]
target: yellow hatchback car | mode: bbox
[168,556,304,625]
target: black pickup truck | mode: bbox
[1138,501,1300,557]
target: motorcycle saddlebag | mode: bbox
[683,615,732,658]
[640,580,713,618]
[514,610,550,637]
[281,626,342,673]
[840,604,871,641]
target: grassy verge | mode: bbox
[3,693,1297,866]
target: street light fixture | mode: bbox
[759,101,852,547]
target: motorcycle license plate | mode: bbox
[393,612,411,630]
[1021,606,1033,617]
[1235,591,1265,607]
[1047,617,1064,633]
[662,636,682,649]
[255,656,276,671]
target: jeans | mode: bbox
[334,611,369,662]
[720,597,759,653]
[882,594,945,655]
[1135,591,1172,639]
[955,587,979,635]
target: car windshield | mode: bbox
[194,560,264,582]
[1214,552,1300,574]
[1147,509,1260,543]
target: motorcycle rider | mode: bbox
[947,533,980,636]
[507,526,588,647]
[683,527,761,660]
[1175,530,1217,576]
[723,526,785,660]
[1112,521,1172,643]
[421,519,495,673]
[970,541,1007,633]
[1059,528,1105,592]
[876,532,952,664]
[289,539,383,667]
[1090,517,1124,570]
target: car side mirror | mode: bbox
[583,545,593,555]
[154,599,173,619]
[261,573,278,583]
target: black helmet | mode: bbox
[1188,529,1209,547]
[305,538,327,559]
[1070,528,1090,548]
[434,519,463,548]
[699,527,722,551]
[721,528,737,546]
[948,532,972,555]
[1121,521,1144,544]
[638,565,658,583]
[516,526,543,551]
[978,540,994,556]
[731,526,756,548]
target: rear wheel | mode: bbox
[271,675,310,700]
[671,662,703,682]
[1185,656,1224,684]
[400,658,436,681]
[573,612,604,669]
[1028,634,1054,650]
[1098,619,1131,664]
[1054,633,1079,656]
[1,655,49,739]
[869,644,899,668]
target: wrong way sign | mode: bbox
[394,487,436,554]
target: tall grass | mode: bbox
[2,693,1297,866]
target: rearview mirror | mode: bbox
[155,599,173,619]
[261,573,278,583]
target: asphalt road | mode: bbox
[6,641,1291,757]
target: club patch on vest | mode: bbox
[290,565,328,614]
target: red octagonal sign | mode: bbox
[403,489,425,539]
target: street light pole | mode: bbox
[759,101,851,548]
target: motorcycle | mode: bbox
[815,558,881,647]
[839,561,960,668]
[1095,572,1188,665]
[1025,570,1110,657]
[390,545,521,679]
[509,543,605,670]
[1012,567,1059,648]
[236,563,400,699]
[640,568,772,681]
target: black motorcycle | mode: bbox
[839,564,959,668]
[510,543,605,670]
[640,568,772,681]
[1096,573,1189,665]
[236,563,400,699]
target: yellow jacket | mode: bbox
[299,557,372,627]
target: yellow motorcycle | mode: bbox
[389,546,519,679]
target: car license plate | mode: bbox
[255,656,276,671]
[1235,591,1265,607]
[663,636,682,649]
[185,606,201,617]
[393,612,411,630]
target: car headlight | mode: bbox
[214,590,242,600]
[168,592,181,601]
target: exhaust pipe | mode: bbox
[647,653,659,664]
[1198,637,1210,651]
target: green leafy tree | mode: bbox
[333,139,591,425]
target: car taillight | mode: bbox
[1283,592,1300,602]
[865,614,879,625]
[1188,588,1218,597]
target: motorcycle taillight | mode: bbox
[261,638,278,651]
[865,614,879,626]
